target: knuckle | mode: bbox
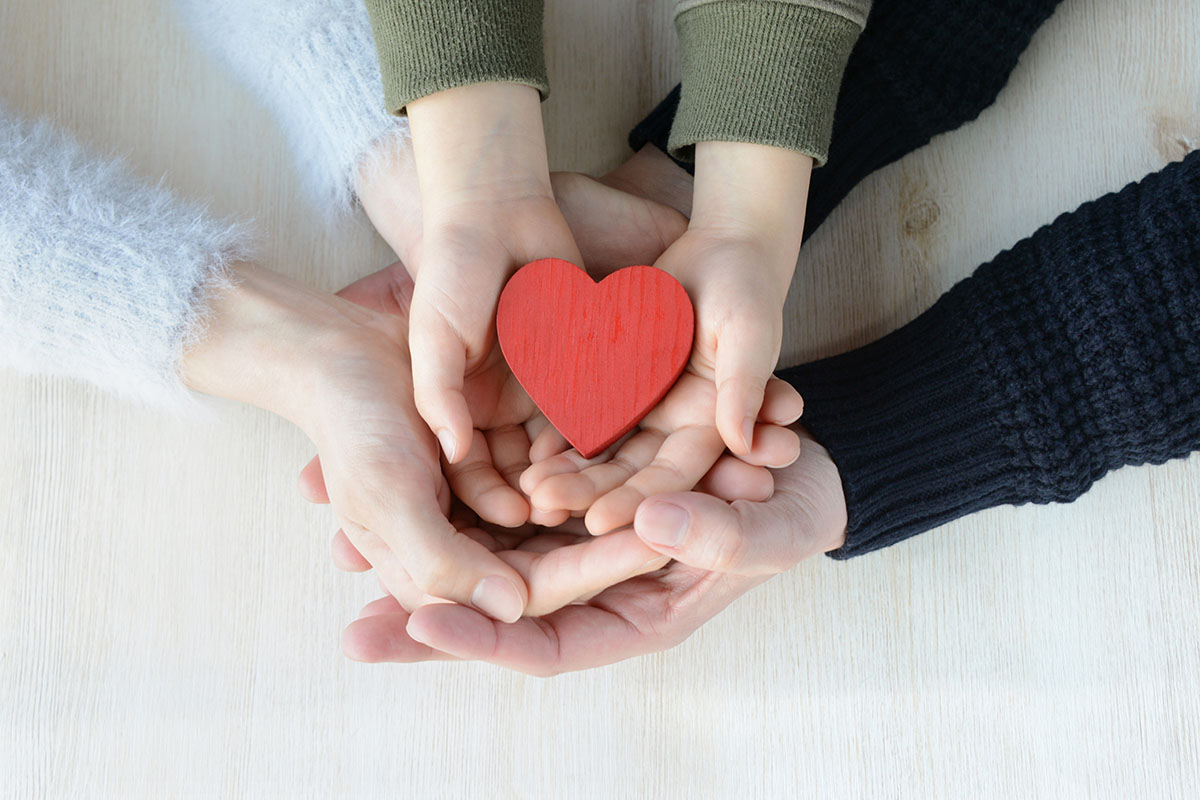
[408,550,461,598]
[707,515,747,572]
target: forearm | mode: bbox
[0,107,248,407]
[407,83,553,216]
[690,140,810,270]
[781,151,1200,558]
[180,264,337,424]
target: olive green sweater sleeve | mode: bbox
[670,0,870,164]
[363,0,548,115]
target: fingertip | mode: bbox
[407,603,499,659]
[342,612,416,663]
[698,457,773,502]
[436,429,459,464]
[761,379,804,425]
[341,622,378,663]
[359,594,405,618]
[410,341,474,464]
[529,506,572,527]
[403,612,436,648]
[474,487,531,529]
[470,575,526,624]
[583,486,642,536]
[716,412,755,457]
[518,463,540,496]
[746,423,802,469]
[331,529,373,572]
[297,455,329,504]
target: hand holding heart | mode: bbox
[336,115,821,671]
[299,251,804,624]
[498,258,804,536]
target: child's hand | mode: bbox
[402,82,582,465]
[657,141,813,458]
[519,373,803,535]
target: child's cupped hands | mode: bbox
[517,142,814,533]
[520,372,803,534]
[664,141,814,460]
[401,82,584,469]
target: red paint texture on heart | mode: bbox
[497,258,695,458]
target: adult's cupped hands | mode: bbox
[335,423,847,675]
[306,181,846,673]
[295,263,678,617]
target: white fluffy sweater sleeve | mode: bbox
[174,0,410,214]
[0,107,249,408]
[0,0,403,406]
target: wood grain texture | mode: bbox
[497,259,693,457]
[1,0,1198,798]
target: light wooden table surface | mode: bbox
[2,0,1199,797]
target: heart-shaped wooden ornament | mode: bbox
[497,258,695,458]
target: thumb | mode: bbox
[714,317,780,457]
[409,307,475,465]
[633,491,804,576]
[335,261,415,317]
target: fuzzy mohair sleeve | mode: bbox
[174,0,411,215]
[0,107,249,408]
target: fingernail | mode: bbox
[637,502,690,549]
[471,576,523,623]
[405,616,434,646]
[437,429,457,462]
[767,445,802,470]
[741,417,755,453]
[640,554,670,571]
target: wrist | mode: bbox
[180,264,379,425]
[690,141,811,262]
[408,82,554,212]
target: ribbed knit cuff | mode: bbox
[670,2,862,164]
[779,288,1020,560]
[364,0,549,114]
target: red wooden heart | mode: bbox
[497,258,694,458]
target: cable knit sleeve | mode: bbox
[0,107,249,408]
[781,151,1200,558]
[174,0,411,215]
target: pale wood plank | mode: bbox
[0,0,1197,796]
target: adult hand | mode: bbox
[181,263,532,622]
[294,265,673,618]
[358,139,774,536]
[355,99,696,528]
[297,259,781,618]
[340,427,848,674]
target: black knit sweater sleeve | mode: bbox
[780,151,1200,559]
